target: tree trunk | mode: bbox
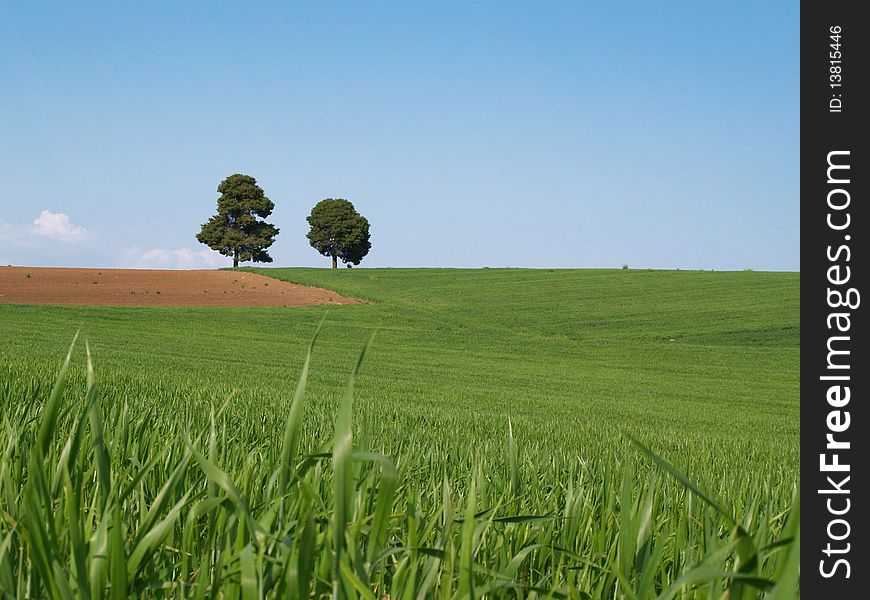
[233,249,239,268]
[332,247,337,269]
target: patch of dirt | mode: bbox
[0,267,359,307]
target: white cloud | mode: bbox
[123,246,229,270]
[32,210,89,242]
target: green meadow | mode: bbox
[0,268,800,598]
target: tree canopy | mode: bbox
[196,174,279,268]
[306,199,371,268]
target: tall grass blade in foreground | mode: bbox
[626,433,799,599]
[281,313,327,497]
[333,331,375,599]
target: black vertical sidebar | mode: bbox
[802,1,867,596]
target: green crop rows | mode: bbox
[0,268,799,598]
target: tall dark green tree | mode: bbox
[306,199,371,268]
[197,174,279,268]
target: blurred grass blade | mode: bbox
[333,331,375,598]
[188,440,257,538]
[62,467,89,598]
[767,492,800,600]
[127,491,191,579]
[240,544,258,600]
[130,450,192,549]
[657,567,773,600]
[508,417,519,499]
[458,468,478,600]
[86,341,112,512]
[626,432,736,528]
[281,314,326,495]
[36,330,79,457]
[352,451,398,566]
[109,502,128,600]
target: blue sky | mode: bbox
[0,1,798,270]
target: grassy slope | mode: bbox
[0,267,800,596]
[0,267,799,468]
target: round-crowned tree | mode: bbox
[196,174,279,268]
[306,199,371,268]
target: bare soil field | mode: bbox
[0,266,358,307]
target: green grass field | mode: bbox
[0,268,799,598]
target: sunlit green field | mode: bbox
[0,268,800,598]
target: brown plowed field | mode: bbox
[0,267,358,307]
